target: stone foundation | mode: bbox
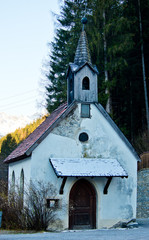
[137,169,149,218]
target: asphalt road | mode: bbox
[0,219,149,240]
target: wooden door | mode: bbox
[69,179,96,229]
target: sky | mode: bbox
[0,0,60,118]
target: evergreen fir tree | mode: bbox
[1,134,17,158]
[46,0,88,113]
[45,0,149,140]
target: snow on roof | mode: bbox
[50,158,128,177]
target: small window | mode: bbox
[47,199,59,209]
[79,132,89,142]
[20,169,24,197]
[11,171,15,192]
[82,77,90,90]
[70,78,73,91]
[81,104,90,118]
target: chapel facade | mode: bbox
[5,20,139,230]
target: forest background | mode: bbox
[0,0,149,175]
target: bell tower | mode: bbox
[67,18,98,105]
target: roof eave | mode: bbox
[66,62,99,78]
[53,174,128,178]
[4,153,31,164]
[74,62,99,74]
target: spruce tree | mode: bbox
[45,0,149,141]
[46,0,88,113]
[1,134,17,158]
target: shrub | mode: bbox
[0,180,58,231]
[24,181,57,231]
[0,180,23,229]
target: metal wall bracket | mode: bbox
[104,177,112,194]
[59,177,67,195]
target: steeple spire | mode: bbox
[74,17,92,66]
[67,17,98,105]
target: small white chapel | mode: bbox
[5,19,140,230]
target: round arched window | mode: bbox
[11,171,15,192]
[20,169,24,196]
[79,132,89,142]
[82,77,90,90]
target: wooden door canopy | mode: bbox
[59,177,67,194]
[104,177,112,194]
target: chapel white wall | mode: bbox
[8,157,31,191]
[29,103,137,229]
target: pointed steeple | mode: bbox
[67,17,98,105]
[74,19,91,66]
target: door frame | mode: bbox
[69,179,96,229]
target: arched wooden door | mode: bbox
[69,179,96,229]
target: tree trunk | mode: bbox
[138,0,149,132]
[103,9,112,113]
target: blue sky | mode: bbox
[0,0,60,117]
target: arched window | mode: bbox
[70,78,73,91]
[82,77,90,90]
[11,171,15,192]
[20,169,24,197]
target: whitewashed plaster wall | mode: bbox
[8,157,31,191]
[79,103,137,227]
[29,102,137,229]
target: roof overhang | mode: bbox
[66,62,99,78]
[50,158,128,178]
[4,153,31,164]
[4,102,77,164]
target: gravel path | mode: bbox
[0,219,148,240]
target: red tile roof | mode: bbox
[4,103,68,163]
